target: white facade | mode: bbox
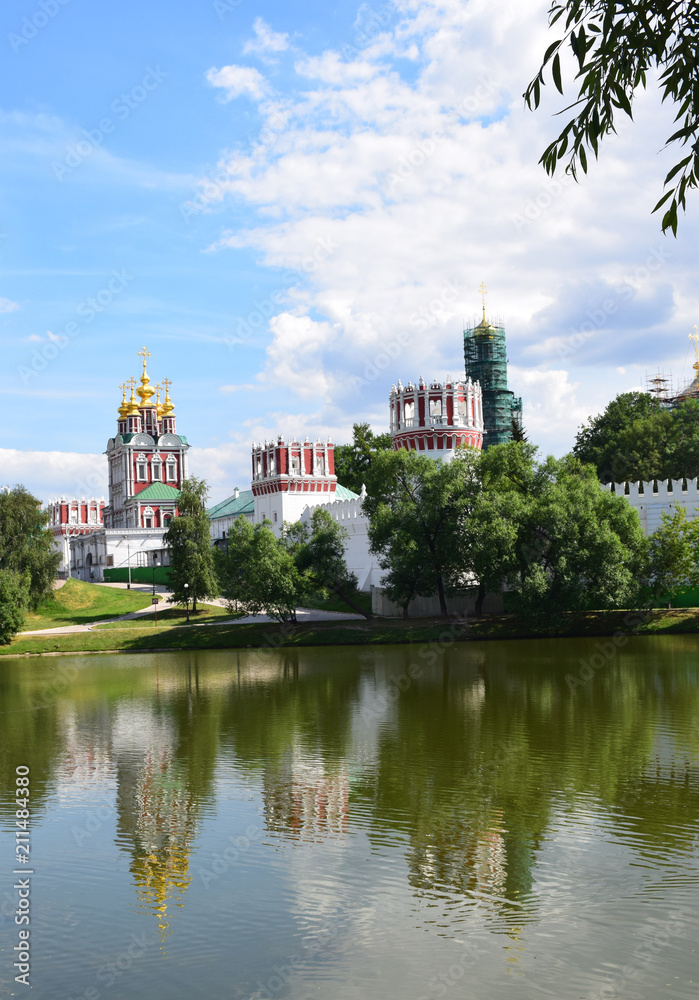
[298,488,382,592]
[603,478,699,535]
[390,375,484,460]
[251,436,340,536]
[68,528,170,583]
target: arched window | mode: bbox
[429,398,442,417]
[404,401,415,421]
[136,454,147,482]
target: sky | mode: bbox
[1,0,697,505]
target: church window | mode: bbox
[290,456,300,475]
[166,458,177,482]
[256,459,262,477]
[404,401,414,421]
[270,456,275,474]
[429,399,442,417]
[136,454,147,482]
[316,455,325,476]
[152,458,162,481]
[143,506,155,529]
[88,507,97,524]
[69,507,78,524]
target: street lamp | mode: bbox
[184,582,190,622]
[152,552,159,596]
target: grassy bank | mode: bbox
[23,578,154,630]
[2,607,699,657]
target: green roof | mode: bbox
[335,483,360,500]
[207,489,255,519]
[131,483,181,502]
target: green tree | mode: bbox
[164,477,219,613]
[217,518,305,622]
[0,569,29,645]
[648,507,699,602]
[334,422,393,495]
[0,484,60,610]
[574,392,699,482]
[363,448,479,615]
[481,442,648,620]
[286,508,370,618]
[525,1,699,233]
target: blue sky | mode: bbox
[1,0,697,503]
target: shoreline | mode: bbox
[1,608,698,658]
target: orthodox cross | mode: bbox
[478,281,487,322]
[162,377,172,394]
[137,346,151,371]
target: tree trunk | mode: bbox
[436,575,448,616]
[334,584,372,619]
[475,582,486,618]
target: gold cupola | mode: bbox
[160,377,175,417]
[125,376,140,416]
[118,382,130,419]
[155,383,163,420]
[136,346,156,405]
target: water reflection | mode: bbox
[0,637,697,998]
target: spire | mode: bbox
[125,376,140,416]
[160,377,175,417]
[118,382,129,419]
[478,280,487,323]
[155,383,163,419]
[136,346,155,405]
[691,325,699,373]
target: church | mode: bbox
[57,291,522,589]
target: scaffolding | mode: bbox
[463,315,521,448]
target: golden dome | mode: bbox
[160,377,175,417]
[136,346,156,405]
[155,383,163,419]
[125,377,140,416]
[118,382,129,419]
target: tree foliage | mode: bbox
[285,508,369,617]
[217,517,304,622]
[0,569,29,645]
[363,448,479,615]
[480,443,648,620]
[334,422,392,495]
[0,484,59,610]
[164,477,219,612]
[525,1,699,233]
[573,392,699,482]
[648,506,699,600]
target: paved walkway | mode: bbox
[19,584,364,636]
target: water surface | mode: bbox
[0,636,697,999]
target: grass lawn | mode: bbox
[22,579,154,630]
[2,607,699,657]
[300,589,372,616]
[94,604,237,629]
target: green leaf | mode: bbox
[552,53,563,94]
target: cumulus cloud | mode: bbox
[206,64,270,102]
[194,0,696,465]
[0,449,107,502]
[243,18,290,59]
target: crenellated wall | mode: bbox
[602,478,699,535]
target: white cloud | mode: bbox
[0,449,107,502]
[243,18,289,59]
[195,0,697,461]
[206,64,270,102]
[0,297,19,313]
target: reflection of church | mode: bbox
[263,755,350,840]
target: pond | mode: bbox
[0,636,697,999]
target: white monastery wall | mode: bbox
[298,493,382,592]
[603,478,699,535]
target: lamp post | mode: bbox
[184,582,190,623]
[152,552,159,596]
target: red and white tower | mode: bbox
[104,348,189,529]
[251,435,337,532]
[390,375,484,460]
